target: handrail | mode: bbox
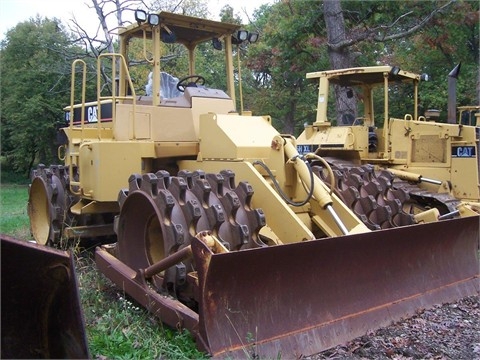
[69,60,87,129]
[142,29,154,64]
[97,53,137,139]
[68,60,87,196]
[66,54,138,198]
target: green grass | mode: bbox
[1,176,207,359]
[0,184,31,238]
[76,252,206,359]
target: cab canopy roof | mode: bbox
[306,66,421,87]
[118,11,242,47]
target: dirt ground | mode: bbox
[311,296,479,360]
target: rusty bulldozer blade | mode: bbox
[193,216,479,358]
[1,234,89,359]
[95,216,479,358]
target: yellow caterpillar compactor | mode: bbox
[26,10,479,358]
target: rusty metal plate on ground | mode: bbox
[193,216,480,359]
[1,235,89,359]
[95,246,200,333]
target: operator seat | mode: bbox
[145,71,182,99]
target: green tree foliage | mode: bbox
[1,0,478,176]
[335,0,478,121]
[243,0,478,131]
[387,0,479,117]
[244,1,325,134]
[1,17,78,176]
[149,0,209,18]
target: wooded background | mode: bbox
[1,0,478,176]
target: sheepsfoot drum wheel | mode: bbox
[115,169,266,304]
[28,164,76,246]
[311,160,461,230]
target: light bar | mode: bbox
[248,32,259,43]
[148,14,160,26]
[134,9,160,27]
[232,30,260,45]
[135,9,147,24]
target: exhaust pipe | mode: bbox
[447,63,461,124]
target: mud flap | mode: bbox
[1,235,89,359]
[193,216,480,359]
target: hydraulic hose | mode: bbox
[255,136,350,235]
[252,159,314,207]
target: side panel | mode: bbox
[79,141,155,201]
[390,120,479,200]
[198,113,279,160]
[114,97,235,142]
[450,147,480,200]
[114,104,195,141]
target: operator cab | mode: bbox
[65,11,258,133]
[116,10,258,109]
[297,66,426,160]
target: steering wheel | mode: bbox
[176,75,206,92]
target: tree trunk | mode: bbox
[283,91,297,134]
[477,65,480,106]
[323,0,357,125]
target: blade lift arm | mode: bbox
[263,135,370,237]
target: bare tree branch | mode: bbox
[91,0,115,53]
[67,0,147,55]
[328,0,455,51]
[380,1,453,41]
